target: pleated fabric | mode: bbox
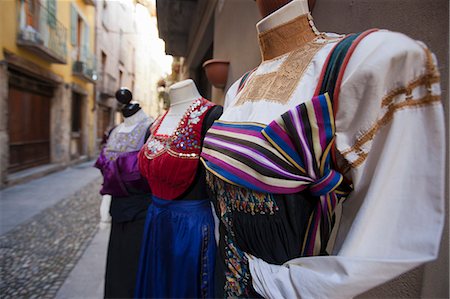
[135,196,216,299]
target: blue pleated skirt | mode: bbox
[135,196,216,299]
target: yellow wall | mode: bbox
[0,0,97,157]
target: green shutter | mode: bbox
[84,22,90,50]
[47,0,56,28]
[81,21,90,62]
[71,4,77,46]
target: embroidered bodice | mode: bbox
[139,98,216,200]
[95,117,152,197]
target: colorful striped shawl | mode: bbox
[202,93,349,256]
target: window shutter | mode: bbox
[70,4,77,46]
[84,22,90,50]
[47,0,56,28]
[82,21,90,61]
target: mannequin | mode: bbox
[201,0,444,298]
[156,79,202,135]
[135,79,223,298]
[99,89,149,224]
[95,88,153,299]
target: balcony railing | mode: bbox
[73,46,98,83]
[99,72,118,97]
[16,0,67,64]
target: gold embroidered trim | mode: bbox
[381,73,440,107]
[381,47,440,107]
[424,47,438,75]
[341,45,441,169]
[258,14,318,61]
[342,94,440,168]
[235,42,324,106]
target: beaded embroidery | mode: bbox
[143,98,213,160]
[104,120,150,161]
[206,170,278,297]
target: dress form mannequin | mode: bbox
[135,80,223,298]
[201,0,444,298]
[157,79,202,136]
[95,88,153,299]
[100,88,149,224]
[99,110,149,225]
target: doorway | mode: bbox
[70,91,86,159]
[7,70,53,173]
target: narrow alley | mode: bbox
[0,161,107,299]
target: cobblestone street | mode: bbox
[0,163,104,299]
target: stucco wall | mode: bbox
[212,0,262,104]
[50,83,71,165]
[313,2,448,297]
[212,0,449,297]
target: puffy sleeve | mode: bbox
[248,31,445,298]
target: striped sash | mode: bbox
[202,30,377,256]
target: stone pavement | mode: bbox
[0,161,108,299]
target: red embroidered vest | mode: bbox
[138,98,215,200]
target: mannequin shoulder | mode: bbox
[336,30,441,137]
[204,105,224,124]
[109,123,122,135]
[358,30,427,54]
[343,30,437,84]
[202,105,224,135]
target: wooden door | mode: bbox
[8,87,51,173]
[70,92,83,159]
[96,105,111,144]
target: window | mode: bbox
[71,92,82,133]
[71,4,90,60]
[47,0,56,28]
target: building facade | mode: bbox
[95,0,136,149]
[133,1,172,118]
[0,0,97,188]
[95,0,172,145]
[155,0,449,297]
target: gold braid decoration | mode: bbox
[341,47,441,168]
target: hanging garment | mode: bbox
[201,27,444,299]
[135,98,223,299]
[95,115,153,299]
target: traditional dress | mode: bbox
[201,15,444,299]
[135,98,223,299]
[95,115,152,299]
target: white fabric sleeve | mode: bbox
[249,31,445,299]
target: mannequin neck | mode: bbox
[257,0,317,61]
[123,108,147,126]
[168,79,201,107]
[122,103,141,118]
[157,79,202,136]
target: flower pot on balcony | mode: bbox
[202,59,230,89]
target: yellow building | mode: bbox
[0,0,96,188]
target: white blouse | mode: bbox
[221,30,444,299]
